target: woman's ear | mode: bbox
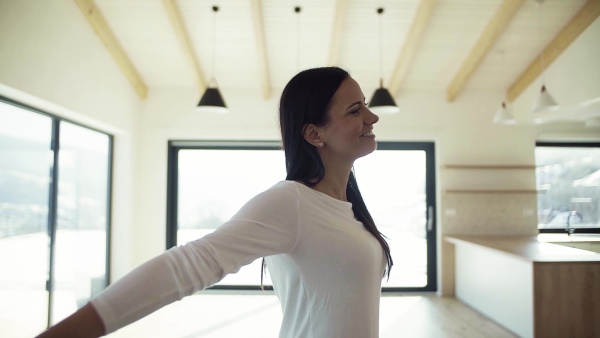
[303,124,324,148]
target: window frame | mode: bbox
[166,140,437,292]
[536,141,600,234]
[0,96,113,326]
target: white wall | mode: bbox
[0,0,142,280]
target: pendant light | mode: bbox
[493,101,516,124]
[532,85,559,112]
[197,6,228,114]
[493,49,515,124]
[531,0,559,113]
[368,7,400,114]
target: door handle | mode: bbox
[427,206,434,232]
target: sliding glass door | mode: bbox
[354,142,436,291]
[0,103,53,336]
[51,121,111,324]
[0,98,112,337]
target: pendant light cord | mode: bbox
[211,6,218,86]
[378,8,384,87]
[295,6,301,71]
[536,1,545,86]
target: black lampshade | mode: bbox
[197,6,227,114]
[369,86,400,114]
[196,87,228,114]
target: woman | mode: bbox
[37,67,393,338]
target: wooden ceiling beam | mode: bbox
[507,0,600,102]
[73,0,148,99]
[446,0,525,102]
[250,0,271,100]
[327,0,348,66]
[388,0,438,95]
[162,0,207,95]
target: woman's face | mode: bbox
[317,77,379,163]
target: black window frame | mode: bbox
[0,96,113,326]
[166,140,437,292]
[536,141,600,234]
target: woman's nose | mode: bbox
[367,108,379,124]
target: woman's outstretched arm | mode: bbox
[34,182,298,337]
[35,303,105,338]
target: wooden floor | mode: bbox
[379,295,517,337]
[105,293,517,338]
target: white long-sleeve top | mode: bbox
[90,180,385,338]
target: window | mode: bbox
[167,142,283,289]
[536,142,600,234]
[167,141,437,292]
[0,98,112,336]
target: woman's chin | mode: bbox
[356,143,377,159]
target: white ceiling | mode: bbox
[92,0,588,101]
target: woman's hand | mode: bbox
[36,303,105,338]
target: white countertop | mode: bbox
[445,235,600,262]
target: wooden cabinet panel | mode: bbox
[534,262,600,338]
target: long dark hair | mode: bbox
[261,67,393,287]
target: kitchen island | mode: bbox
[444,235,600,338]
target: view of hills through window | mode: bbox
[536,145,600,231]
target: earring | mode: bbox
[318,142,324,148]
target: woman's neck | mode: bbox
[310,158,352,202]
